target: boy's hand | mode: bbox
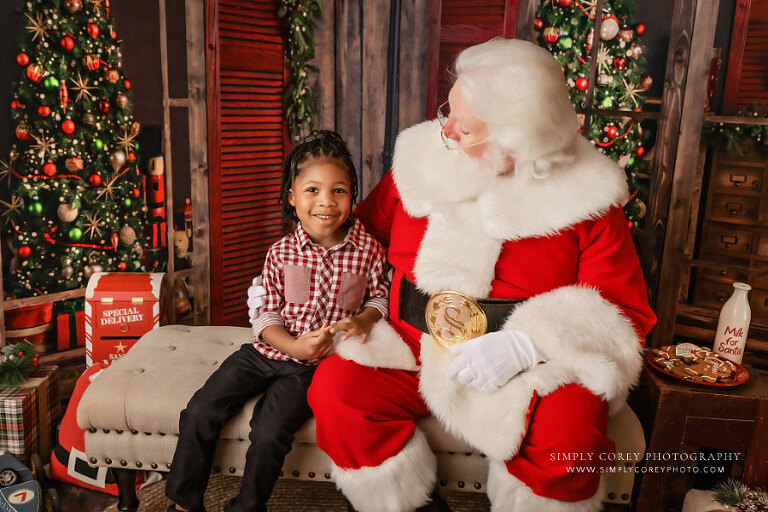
[294,323,334,360]
[330,309,382,343]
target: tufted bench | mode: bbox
[77,325,645,511]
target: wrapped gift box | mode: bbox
[0,365,60,463]
[85,272,168,368]
[57,310,86,351]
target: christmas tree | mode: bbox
[3,0,146,299]
[535,0,652,228]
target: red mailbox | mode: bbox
[85,272,169,367]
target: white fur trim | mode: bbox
[334,320,419,371]
[393,121,628,242]
[332,428,436,512]
[487,460,605,512]
[420,334,541,460]
[503,285,643,412]
[419,286,641,460]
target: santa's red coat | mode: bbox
[309,120,656,512]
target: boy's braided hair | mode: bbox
[278,130,359,233]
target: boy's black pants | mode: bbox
[165,343,316,512]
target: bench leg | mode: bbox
[114,469,139,512]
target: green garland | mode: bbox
[0,342,39,387]
[702,104,768,154]
[278,0,323,144]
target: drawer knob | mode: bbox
[730,174,747,186]
[726,202,742,215]
[720,235,738,247]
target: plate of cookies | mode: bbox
[646,342,749,387]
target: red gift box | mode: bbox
[85,272,169,368]
[57,310,86,351]
[5,302,54,348]
[0,366,59,463]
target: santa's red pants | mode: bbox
[308,354,614,503]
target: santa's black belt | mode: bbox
[398,276,523,337]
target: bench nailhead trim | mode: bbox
[168,346,176,350]
[474,483,482,490]
[308,472,315,478]
[324,473,330,479]
[136,462,142,468]
[116,429,123,434]
[464,452,471,456]
[292,471,299,477]
[89,428,97,433]
[159,432,166,436]
[105,458,112,464]
[458,481,465,488]
[90,458,97,464]
[151,464,158,469]
[120,460,127,466]
[621,494,629,501]
[166,463,171,469]
[131,429,138,434]
[608,493,616,500]
[214,467,221,473]
[439,481,446,487]
[103,429,110,433]
[229,467,236,474]
[144,432,151,436]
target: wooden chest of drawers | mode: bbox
[693,143,768,321]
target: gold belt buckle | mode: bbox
[425,290,487,348]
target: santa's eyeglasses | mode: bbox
[436,100,489,152]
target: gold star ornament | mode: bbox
[25,12,47,42]
[70,72,97,102]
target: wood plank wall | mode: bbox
[310,0,431,198]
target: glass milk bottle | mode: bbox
[713,282,751,364]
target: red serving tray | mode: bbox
[645,350,750,387]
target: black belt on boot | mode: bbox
[398,276,523,345]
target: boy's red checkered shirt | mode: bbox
[252,219,389,365]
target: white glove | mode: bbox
[445,330,547,392]
[247,276,267,328]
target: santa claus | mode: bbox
[250,38,656,512]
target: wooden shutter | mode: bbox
[723,0,768,111]
[206,0,289,325]
[426,0,518,118]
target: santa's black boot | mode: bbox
[346,485,452,512]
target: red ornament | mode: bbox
[60,35,75,51]
[127,152,136,163]
[59,82,69,113]
[18,245,31,259]
[43,162,58,176]
[117,261,127,271]
[83,54,100,71]
[605,125,619,139]
[636,145,645,157]
[542,27,560,44]
[99,99,110,113]
[87,23,99,38]
[62,118,76,134]
[575,77,588,91]
[123,79,132,90]
[131,187,141,199]
[627,221,635,230]
[15,122,31,141]
[26,63,44,83]
[11,99,23,109]
[89,173,102,186]
[635,23,646,36]
[613,57,627,70]
[37,105,51,117]
[534,18,544,31]
[558,0,573,5]
[111,29,117,39]
[16,52,30,66]
[111,232,119,251]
